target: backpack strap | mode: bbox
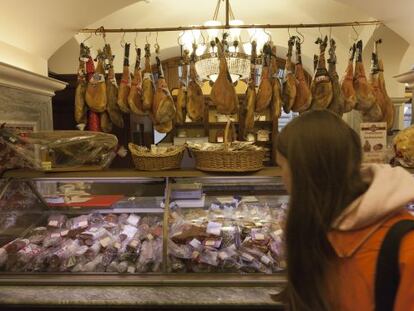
[375,219,414,311]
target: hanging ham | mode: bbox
[104,44,124,128]
[255,43,273,112]
[100,111,113,133]
[74,43,89,125]
[117,43,131,113]
[282,37,297,113]
[311,36,333,109]
[270,44,282,119]
[175,50,188,125]
[128,48,145,115]
[378,58,394,130]
[152,56,176,127]
[292,38,312,113]
[187,48,205,122]
[353,40,376,111]
[241,40,257,138]
[85,50,107,113]
[327,38,345,116]
[340,44,357,113]
[211,38,238,114]
[142,44,154,112]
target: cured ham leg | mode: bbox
[187,47,204,122]
[311,36,333,109]
[270,44,282,119]
[255,43,272,112]
[282,37,297,113]
[353,40,375,111]
[175,50,189,125]
[117,43,131,113]
[104,44,124,128]
[142,44,154,112]
[128,48,145,115]
[74,43,89,125]
[211,38,238,114]
[327,38,345,116]
[152,56,176,127]
[292,38,312,113]
[341,44,357,113]
[85,50,107,113]
[378,59,394,130]
[241,40,257,138]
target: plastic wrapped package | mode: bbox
[0,127,118,171]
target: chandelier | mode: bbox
[179,0,270,82]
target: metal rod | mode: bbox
[79,20,381,34]
[162,177,171,273]
[225,0,230,27]
[25,180,49,210]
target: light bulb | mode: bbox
[204,20,221,40]
[229,20,243,42]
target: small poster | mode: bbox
[360,122,387,163]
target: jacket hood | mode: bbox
[329,164,414,258]
[332,164,414,231]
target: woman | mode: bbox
[276,110,414,310]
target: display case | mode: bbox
[0,168,287,286]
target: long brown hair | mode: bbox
[276,110,368,311]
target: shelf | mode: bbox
[175,122,204,128]
[2,167,283,179]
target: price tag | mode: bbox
[254,233,265,241]
[114,242,122,250]
[127,265,136,273]
[100,237,111,248]
[189,238,201,249]
[261,255,272,265]
[129,240,139,248]
[207,222,222,236]
[205,239,215,247]
[127,214,140,226]
[60,230,69,237]
[51,233,60,238]
[78,220,88,228]
[242,253,254,262]
[48,220,58,227]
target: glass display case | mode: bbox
[0,168,287,286]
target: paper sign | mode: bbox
[360,122,387,163]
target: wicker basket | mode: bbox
[128,143,185,171]
[190,120,265,172]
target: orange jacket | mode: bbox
[329,211,414,311]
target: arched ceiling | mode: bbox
[1,0,413,93]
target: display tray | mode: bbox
[42,165,107,173]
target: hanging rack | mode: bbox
[79,20,381,34]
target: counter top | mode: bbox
[0,286,283,308]
[1,167,283,179]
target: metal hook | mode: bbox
[154,32,160,55]
[177,31,184,46]
[329,27,332,41]
[146,32,151,44]
[249,28,257,43]
[82,33,92,44]
[352,24,359,41]
[264,29,272,42]
[120,32,126,48]
[134,32,139,48]
[295,27,304,44]
[287,27,291,38]
[200,30,206,46]
[318,27,323,39]
[95,26,106,44]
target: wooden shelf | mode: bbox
[2,167,283,179]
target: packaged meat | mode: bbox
[47,214,67,229]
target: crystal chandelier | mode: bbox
[179,0,270,83]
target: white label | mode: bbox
[207,222,222,236]
[41,162,52,171]
[100,237,111,248]
[205,240,215,247]
[192,251,200,259]
[48,220,58,227]
[143,72,153,80]
[129,240,139,248]
[127,214,140,226]
[51,233,60,238]
[78,220,88,228]
[254,233,265,241]
[60,230,69,237]
[147,234,154,241]
[210,203,220,210]
[122,225,138,239]
[217,136,224,143]
[127,266,136,273]
[90,227,98,232]
[261,255,271,265]
[189,238,201,249]
[218,251,229,260]
[114,242,121,250]
[242,253,254,262]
